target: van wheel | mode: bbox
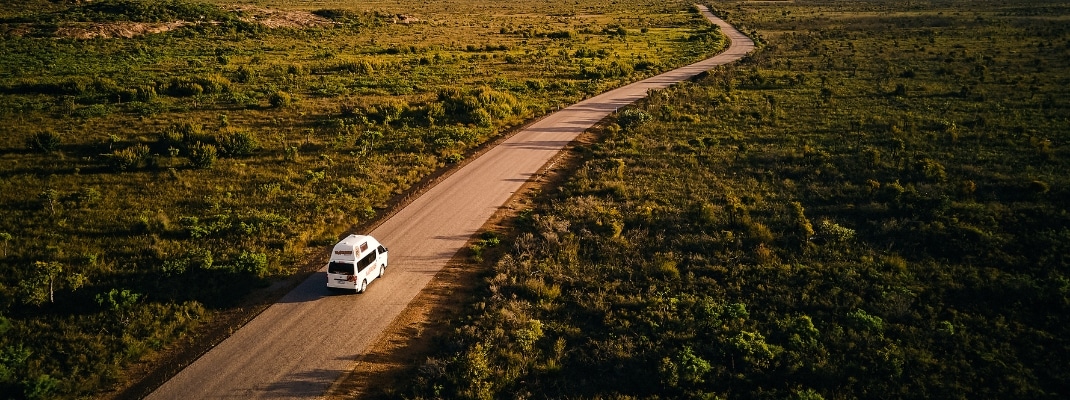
[379,265,386,278]
[358,279,368,293]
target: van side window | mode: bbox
[378,245,387,254]
[356,252,377,272]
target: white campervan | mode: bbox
[326,235,388,293]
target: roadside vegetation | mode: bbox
[0,0,725,398]
[397,0,1070,399]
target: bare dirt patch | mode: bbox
[54,21,189,39]
[229,6,336,29]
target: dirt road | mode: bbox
[146,5,752,399]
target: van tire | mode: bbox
[358,279,368,293]
[379,265,386,278]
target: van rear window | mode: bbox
[328,261,355,274]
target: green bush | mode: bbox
[164,75,230,97]
[333,60,375,75]
[187,142,217,169]
[233,251,269,277]
[105,144,150,171]
[616,108,651,131]
[164,79,203,97]
[436,86,525,125]
[816,219,855,243]
[73,104,111,118]
[268,90,293,108]
[216,130,260,157]
[580,60,634,79]
[914,158,947,182]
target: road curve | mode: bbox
[147,5,752,399]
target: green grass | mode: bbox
[0,0,725,398]
[396,0,1070,399]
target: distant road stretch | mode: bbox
[147,5,753,399]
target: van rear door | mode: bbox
[328,261,355,275]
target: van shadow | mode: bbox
[259,368,340,399]
[275,272,330,303]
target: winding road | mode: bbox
[147,5,753,399]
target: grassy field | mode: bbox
[391,0,1070,399]
[0,0,726,398]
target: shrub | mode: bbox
[187,142,217,169]
[847,308,885,334]
[790,201,815,242]
[22,374,58,400]
[334,60,375,74]
[444,153,465,163]
[747,220,775,245]
[105,144,150,172]
[284,145,300,162]
[216,130,260,157]
[914,158,947,182]
[581,60,633,79]
[129,100,165,117]
[545,30,575,39]
[234,65,256,83]
[26,131,61,153]
[198,74,232,94]
[74,104,112,118]
[233,251,269,277]
[268,90,293,108]
[616,109,651,131]
[436,86,524,125]
[817,219,855,243]
[730,331,778,369]
[164,79,203,97]
[634,60,659,71]
[660,346,711,387]
[96,288,141,313]
[470,108,493,127]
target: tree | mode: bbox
[19,261,85,306]
[0,232,10,257]
[38,190,58,216]
[790,201,815,244]
[661,346,712,387]
[96,288,141,314]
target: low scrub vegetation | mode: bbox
[399,0,1070,399]
[0,0,724,398]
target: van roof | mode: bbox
[331,234,378,259]
[337,234,372,247]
